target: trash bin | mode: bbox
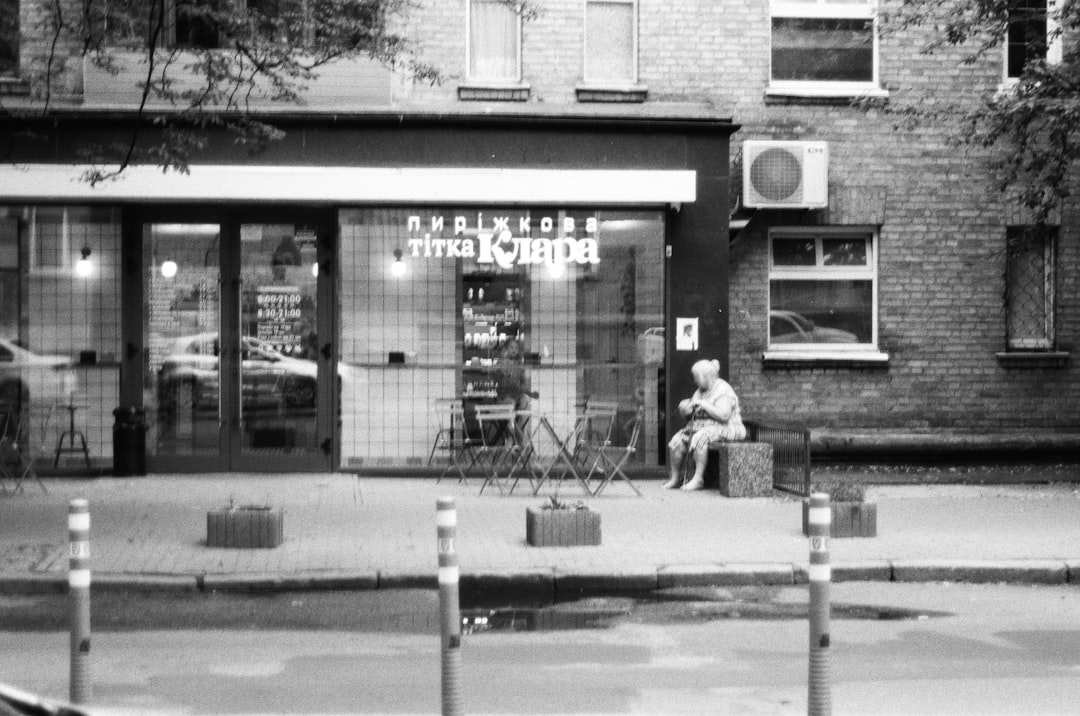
[113,407,147,476]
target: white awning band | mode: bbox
[0,165,697,205]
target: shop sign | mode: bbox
[406,213,601,270]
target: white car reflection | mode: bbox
[159,333,318,409]
[0,338,77,408]
[769,310,858,344]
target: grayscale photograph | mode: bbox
[1,0,1079,713]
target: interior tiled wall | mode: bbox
[22,207,122,464]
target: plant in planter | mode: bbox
[801,480,877,538]
[207,497,284,548]
[526,496,601,547]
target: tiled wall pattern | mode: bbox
[24,207,122,463]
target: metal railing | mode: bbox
[745,421,811,496]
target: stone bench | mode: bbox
[703,441,774,497]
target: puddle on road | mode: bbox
[460,588,953,634]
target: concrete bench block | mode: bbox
[707,442,773,497]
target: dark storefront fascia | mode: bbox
[0,109,738,473]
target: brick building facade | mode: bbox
[0,0,1076,472]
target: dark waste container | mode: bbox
[113,407,147,476]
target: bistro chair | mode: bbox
[430,399,479,484]
[586,405,644,496]
[569,400,618,473]
[0,407,48,495]
[473,403,520,495]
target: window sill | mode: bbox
[996,351,1069,368]
[0,76,29,97]
[458,82,531,102]
[762,350,890,368]
[764,85,888,105]
[575,84,648,103]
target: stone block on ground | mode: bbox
[706,442,773,497]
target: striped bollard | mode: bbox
[68,499,92,704]
[807,492,832,716]
[437,497,462,716]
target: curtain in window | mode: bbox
[470,0,518,80]
[586,1,634,83]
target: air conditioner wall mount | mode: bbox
[743,140,829,209]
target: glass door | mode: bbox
[138,210,334,472]
[233,222,322,467]
[143,223,224,465]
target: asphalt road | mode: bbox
[2,583,1079,714]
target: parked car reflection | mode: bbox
[769,310,858,344]
[158,333,318,410]
[0,338,77,408]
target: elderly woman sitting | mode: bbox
[664,359,746,491]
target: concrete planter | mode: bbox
[526,507,601,547]
[207,506,284,548]
[802,501,877,538]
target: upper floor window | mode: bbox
[584,0,636,84]
[0,0,17,77]
[1005,0,1061,81]
[468,0,521,82]
[769,0,878,95]
[1006,226,1057,350]
[768,229,878,351]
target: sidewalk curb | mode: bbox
[5,558,1080,595]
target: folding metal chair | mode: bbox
[0,408,48,495]
[430,399,479,484]
[570,400,618,474]
[586,405,644,496]
[473,403,520,495]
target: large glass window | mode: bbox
[584,0,636,84]
[1006,226,1056,350]
[770,0,877,93]
[0,206,122,468]
[768,229,877,349]
[338,208,665,470]
[468,0,521,81]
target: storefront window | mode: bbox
[0,206,122,467]
[338,207,666,470]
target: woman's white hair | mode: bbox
[691,359,721,379]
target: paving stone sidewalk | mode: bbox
[3,474,1080,592]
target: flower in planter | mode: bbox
[540,496,591,511]
[802,480,876,538]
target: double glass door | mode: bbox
[137,209,334,471]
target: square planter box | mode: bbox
[526,507,601,547]
[801,501,877,538]
[207,506,284,548]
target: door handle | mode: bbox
[320,438,332,455]
[321,343,333,360]
[126,342,139,360]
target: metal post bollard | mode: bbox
[807,492,831,716]
[437,497,462,716]
[68,499,92,704]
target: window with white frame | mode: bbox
[1005,0,1062,81]
[468,0,521,82]
[768,229,877,349]
[769,0,878,94]
[1006,226,1056,350]
[584,0,636,84]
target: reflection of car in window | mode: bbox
[0,338,77,408]
[769,310,858,344]
[158,333,318,409]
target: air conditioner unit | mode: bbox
[743,140,829,209]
